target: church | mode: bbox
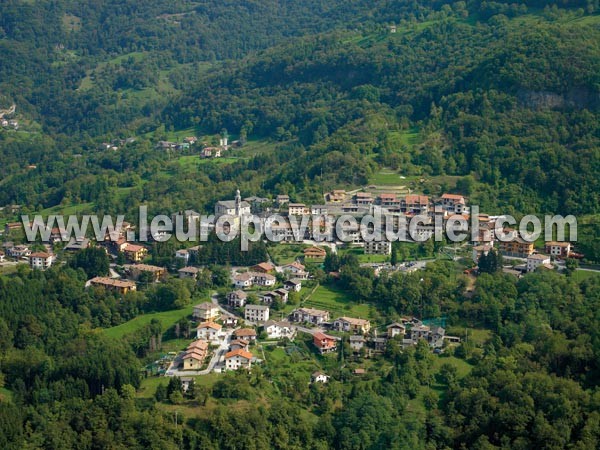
[214,189,251,219]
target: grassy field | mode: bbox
[103,305,196,340]
[268,243,307,265]
[572,270,600,282]
[303,284,372,319]
[338,247,389,264]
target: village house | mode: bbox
[544,241,571,258]
[229,339,249,352]
[282,262,308,279]
[201,146,220,158]
[354,192,373,206]
[122,243,148,262]
[402,194,430,214]
[379,193,401,208]
[276,194,290,206]
[253,272,276,287]
[64,238,91,252]
[261,289,288,305]
[126,264,167,282]
[175,249,190,264]
[222,314,239,328]
[387,322,406,339]
[331,317,371,335]
[313,332,337,354]
[303,246,327,259]
[371,337,387,352]
[364,240,392,255]
[89,277,136,294]
[29,252,54,271]
[288,203,310,216]
[181,340,209,370]
[227,290,248,308]
[408,324,446,348]
[244,304,270,323]
[349,335,366,352]
[193,302,220,321]
[8,245,31,259]
[178,266,201,280]
[291,308,330,325]
[196,322,222,342]
[498,236,534,257]
[527,253,552,272]
[225,349,253,370]
[311,371,330,383]
[215,189,251,218]
[268,220,298,242]
[410,324,431,341]
[234,328,257,341]
[284,279,302,292]
[234,272,254,289]
[251,262,275,273]
[325,189,346,203]
[263,321,296,340]
[439,193,466,213]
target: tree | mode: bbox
[71,247,110,278]
[478,248,502,274]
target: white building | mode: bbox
[175,249,190,264]
[196,322,222,342]
[311,371,330,383]
[263,321,296,340]
[527,254,551,272]
[29,252,54,270]
[244,304,270,323]
[225,349,253,370]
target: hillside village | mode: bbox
[0,184,585,385]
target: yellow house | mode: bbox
[122,243,148,262]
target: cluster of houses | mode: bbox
[293,312,459,355]
[155,136,239,159]
[209,188,574,262]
